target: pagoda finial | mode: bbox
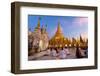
[36,17,41,29]
[57,20,60,27]
[38,17,41,27]
[57,21,62,34]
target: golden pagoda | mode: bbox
[49,22,69,48]
[35,18,41,30]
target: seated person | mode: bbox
[76,46,85,58]
[46,48,51,56]
[51,48,58,57]
[64,47,70,55]
[58,48,67,59]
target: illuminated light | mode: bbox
[65,44,67,46]
[74,44,76,46]
[60,45,62,47]
[69,44,71,46]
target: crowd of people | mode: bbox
[45,46,88,59]
[46,47,70,59]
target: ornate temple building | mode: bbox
[28,19,49,55]
[49,22,70,48]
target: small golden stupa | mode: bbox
[49,22,69,48]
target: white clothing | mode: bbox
[46,49,51,55]
[64,48,70,55]
[51,50,57,57]
[59,50,67,59]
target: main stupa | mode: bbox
[49,22,70,48]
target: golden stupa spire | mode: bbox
[55,21,63,37]
[56,22,62,34]
[35,17,41,29]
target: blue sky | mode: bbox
[28,15,88,39]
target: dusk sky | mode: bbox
[28,15,88,39]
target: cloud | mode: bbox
[72,17,88,27]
